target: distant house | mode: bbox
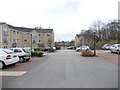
[75,34,92,47]
[0,22,54,49]
[55,40,75,47]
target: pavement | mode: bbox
[97,51,118,65]
[2,57,45,86]
[2,50,118,88]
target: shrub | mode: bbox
[81,50,94,57]
[76,49,82,52]
[47,49,55,53]
[31,50,43,57]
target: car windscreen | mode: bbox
[82,46,88,48]
[117,45,120,47]
[23,48,30,53]
[2,49,14,54]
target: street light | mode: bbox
[31,34,32,51]
[93,30,96,56]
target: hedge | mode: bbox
[81,50,94,57]
[31,50,43,57]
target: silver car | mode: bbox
[110,44,120,54]
[10,48,31,63]
[102,44,112,50]
[76,46,90,51]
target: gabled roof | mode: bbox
[7,24,33,32]
[0,22,53,33]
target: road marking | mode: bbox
[0,71,27,76]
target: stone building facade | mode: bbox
[75,34,92,47]
[0,22,54,49]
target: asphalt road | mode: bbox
[3,50,118,88]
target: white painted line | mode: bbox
[0,71,27,76]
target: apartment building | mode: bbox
[75,34,92,47]
[0,22,54,49]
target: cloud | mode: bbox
[0,0,118,41]
[44,0,80,19]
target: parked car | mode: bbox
[67,46,76,50]
[52,47,56,50]
[10,48,31,63]
[55,46,61,50]
[42,47,56,51]
[109,45,113,50]
[42,47,51,51]
[76,46,90,51]
[0,49,19,69]
[102,44,112,50]
[110,44,120,54]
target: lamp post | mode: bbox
[93,30,96,56]
[31,34,32,51]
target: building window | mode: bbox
[3,28,8,36]
[39,34,40,36]
[33,40,36,44]
[17,39,19,42]
[4,46,7,48]
[32,34,37,38]
[17,32,19,34]
[3,38,8,44]
[13,38,16,42]
[13,31,16,34]
[24,39,27,42]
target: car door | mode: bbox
[14,49,23,56]
[112,45,117,52]
[0,50,5,62]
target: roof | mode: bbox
[76,34,82,37]
[36,29,53,33]
[0,22,6,26]
[0,22,53,33]
[0,23,2,26]
[7,24,33,32]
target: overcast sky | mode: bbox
[0,0,118,41]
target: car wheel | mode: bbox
[19,57,24,63]
[0,62,6,69]
[12,63,17,65]
[117,50,120,55]
[26,58,30,61]
[111,50,113,53]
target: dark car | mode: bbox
[42,47,55,51]
[42,47,50,51]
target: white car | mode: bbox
[110,44,120,54]
[10,48,31,63]
[52,47,56,50]
[0,49,19,69]
[76,46,90,51]
[102,44,112,50]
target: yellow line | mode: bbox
[0,71,27,76]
